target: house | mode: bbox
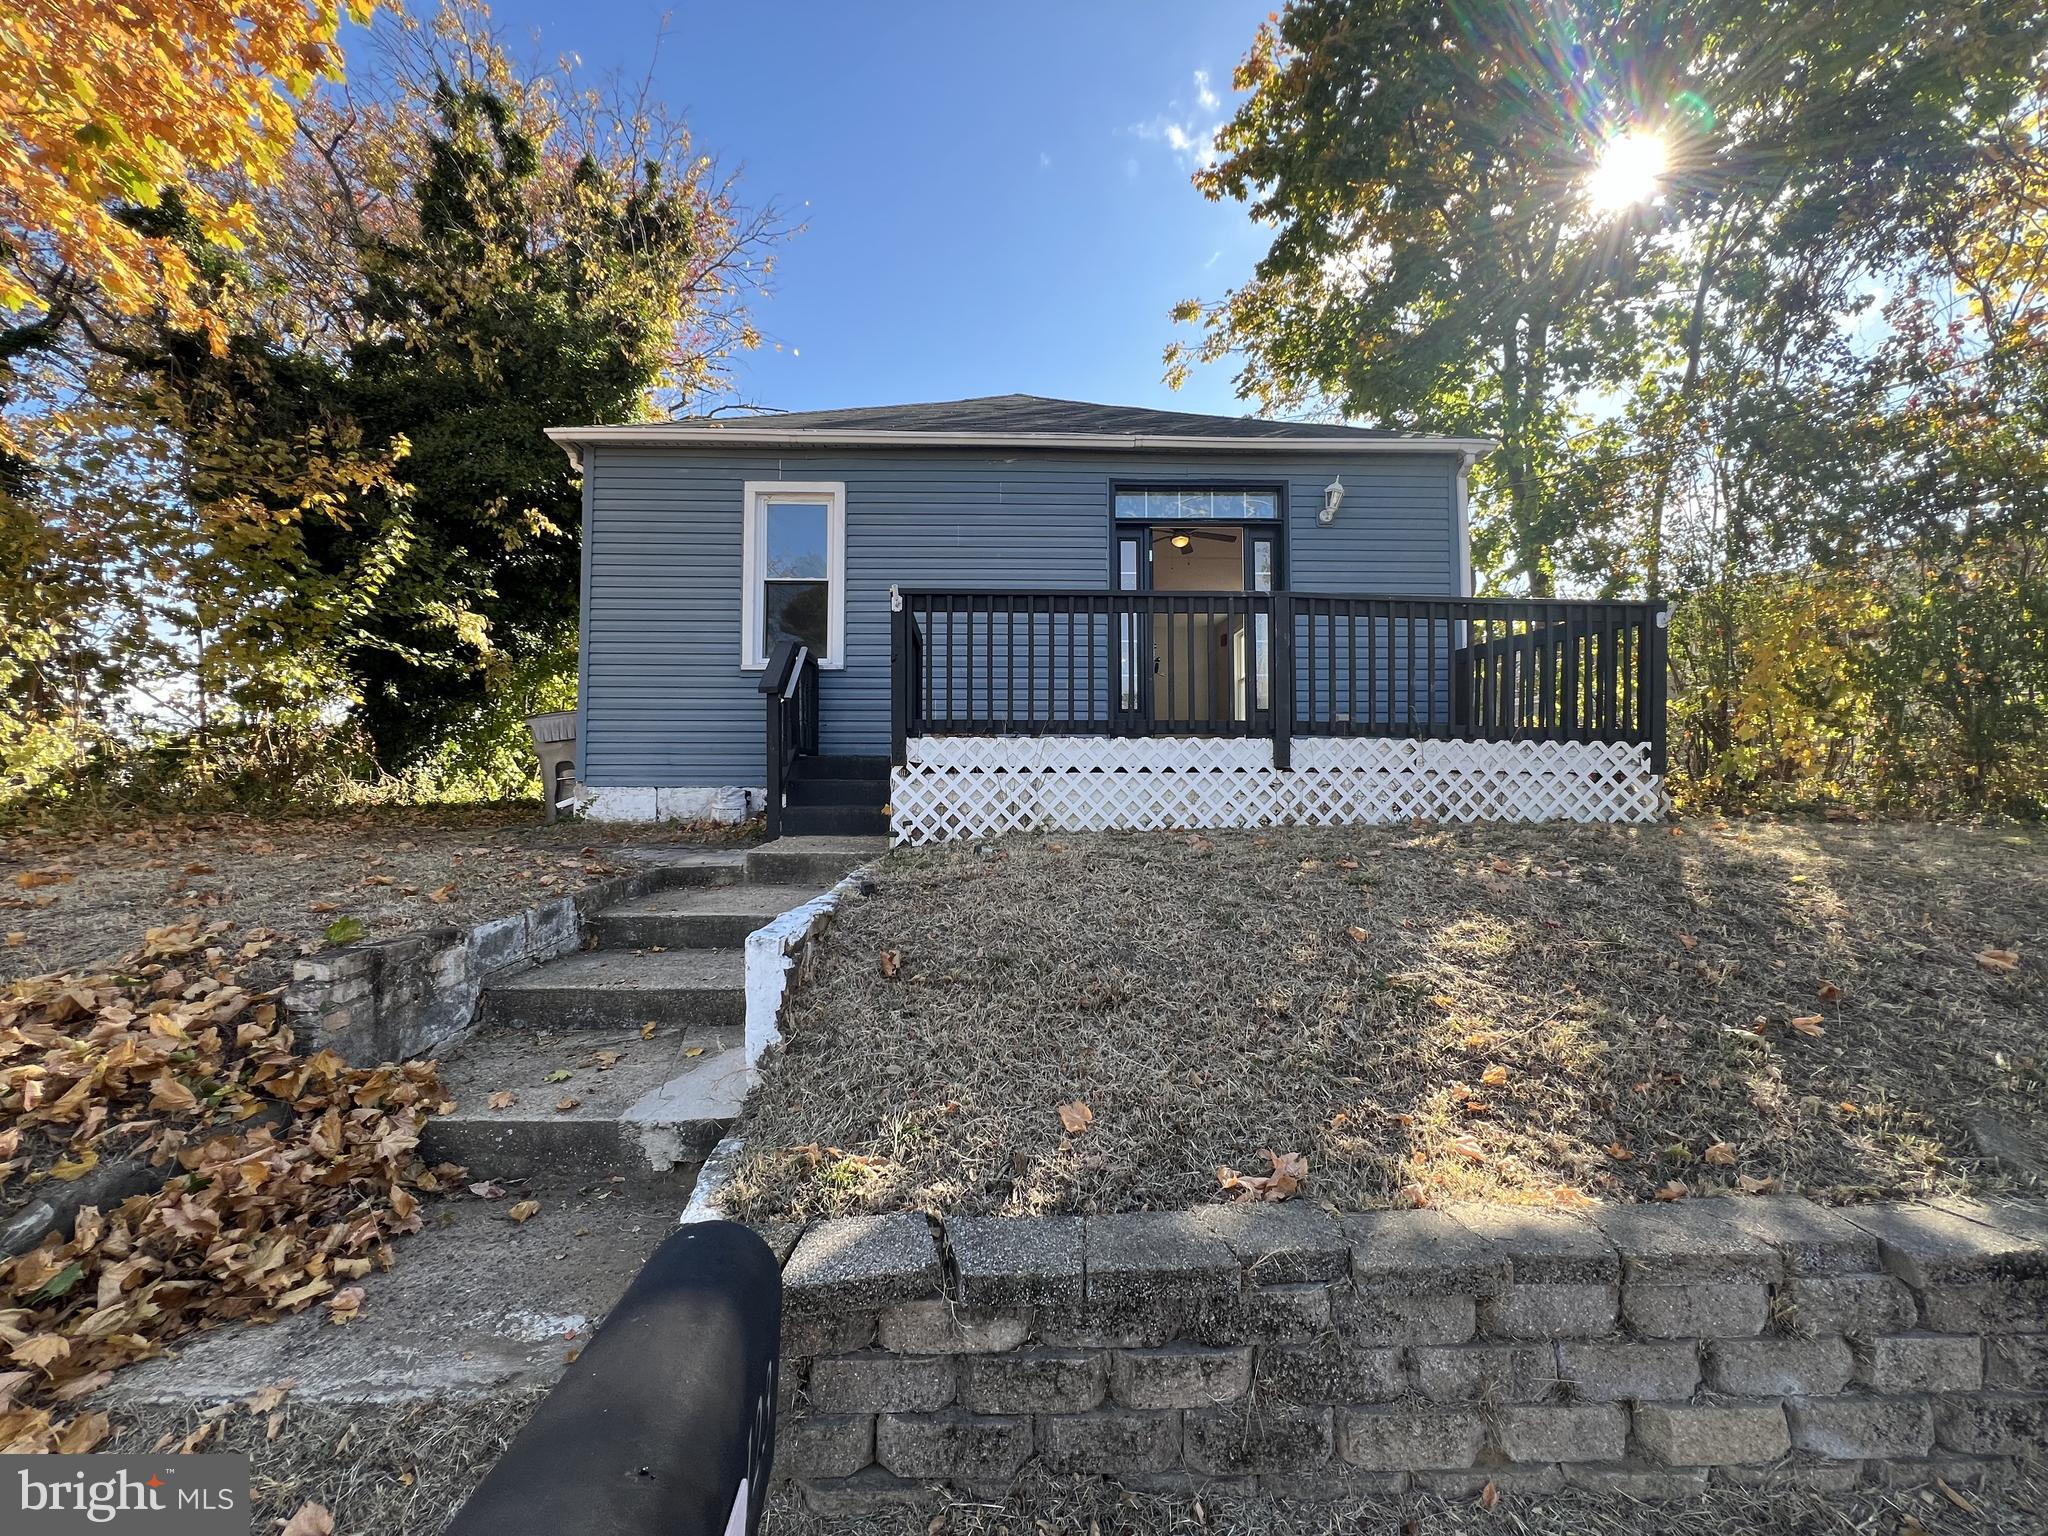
[545,395,1668,844]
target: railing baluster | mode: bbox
[881,589,1666,760]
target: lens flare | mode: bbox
[1586,129,1668,213]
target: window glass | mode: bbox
[1118,538,1141,591]
[765,500,828,578]
[1252,539,1275,593]
[1116,487,1280,520]
[764,580,828,655]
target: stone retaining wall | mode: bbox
[284,867,677,1063]
[765,1196,2048,1512]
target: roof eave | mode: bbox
[544,424,1498,469]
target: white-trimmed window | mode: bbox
[740,481,845,670]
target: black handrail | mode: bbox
[759,640,819,838]
[888,589,1668,771]
[445,1221,781,1536]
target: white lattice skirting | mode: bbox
[889,735,1665,846]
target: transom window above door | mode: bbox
[1114,487,1279,521]
[741,481,845,669]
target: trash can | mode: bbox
[527,710,577,822]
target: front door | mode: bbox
[1115,524,1279,733]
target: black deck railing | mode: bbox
[890,589,1668,773]
[759,639,819,838]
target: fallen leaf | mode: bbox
[1606,1143,1634,1162]
[1816,980,1842,1000]
[1480,1064,1510,1087]
[469,1181,505,1200]
[281,1503,335,1536]
[487,1090,517,1110]
[1704,1142,1738,1167]
[323,916,365,946]
[641,1021,658,1039]
[327,1287,365,1324]
[242,1382,295,1416]
[1678,933,1698,950]
[1446,1135,1488,1163]
[1217,1148,1309,1201]
[1788,1014,1826,1038]
[11,1334,70,1371]
[1977,947,2020,974]
[48,1151,99,1181]
[55,1410,110,1453]
[308,901,338,914]
[1346,925,1370,944]
[879,948,903,978]
[1479,1479,1500,1510]
[184,862,214,876]
[1736,1173,1783,1195]
[1057,1100,1093,1135]
[508,1200,540,1223]
[1655,1180,1690,1201]
[554,1096,582,1112]
[543,1069,573,1083]
[682,1045,706,1058]
[5,932,23,946]
[1933,1476,1978,1516]
[426,884,457,903]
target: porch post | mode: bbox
[889,587,908,769]
[1270,593,1293,771]
[1648,602,1670,776]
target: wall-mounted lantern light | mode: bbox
[1319,476,1346,525]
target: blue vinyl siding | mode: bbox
[579,447,1460,786]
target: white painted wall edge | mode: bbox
[576,785,763,823]
[742,864,872,1069]
[678,1128,747,1225]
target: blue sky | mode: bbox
[462,1,1277,415]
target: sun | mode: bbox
[1586,129,1668,213]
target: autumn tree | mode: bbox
[2,3,784,801]
[0,0,373,337]
[1172,0,2048,597]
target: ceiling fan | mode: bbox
[1159,527,1235,551]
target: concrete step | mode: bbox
[745,835,887,886]
[424,1025,749,1180]
[481,948,744,1031]
[592,884,825,951]
[782,804,890,838]
[609,849,750,890]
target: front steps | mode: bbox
[781,754,890,838]
[425,836,883,1184]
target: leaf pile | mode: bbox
[0,917,454,1452]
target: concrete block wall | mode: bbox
[283,868,675,1063]
[766,1197,2048,1512]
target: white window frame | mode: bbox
[740,481,846,671]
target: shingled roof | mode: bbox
[683,394,1432,441]
[547,394,1492,462]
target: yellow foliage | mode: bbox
[0,0,376,335]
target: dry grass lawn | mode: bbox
[726,819,2041,1222]
[1,805,757,988]
[769,1465,2047,1536]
